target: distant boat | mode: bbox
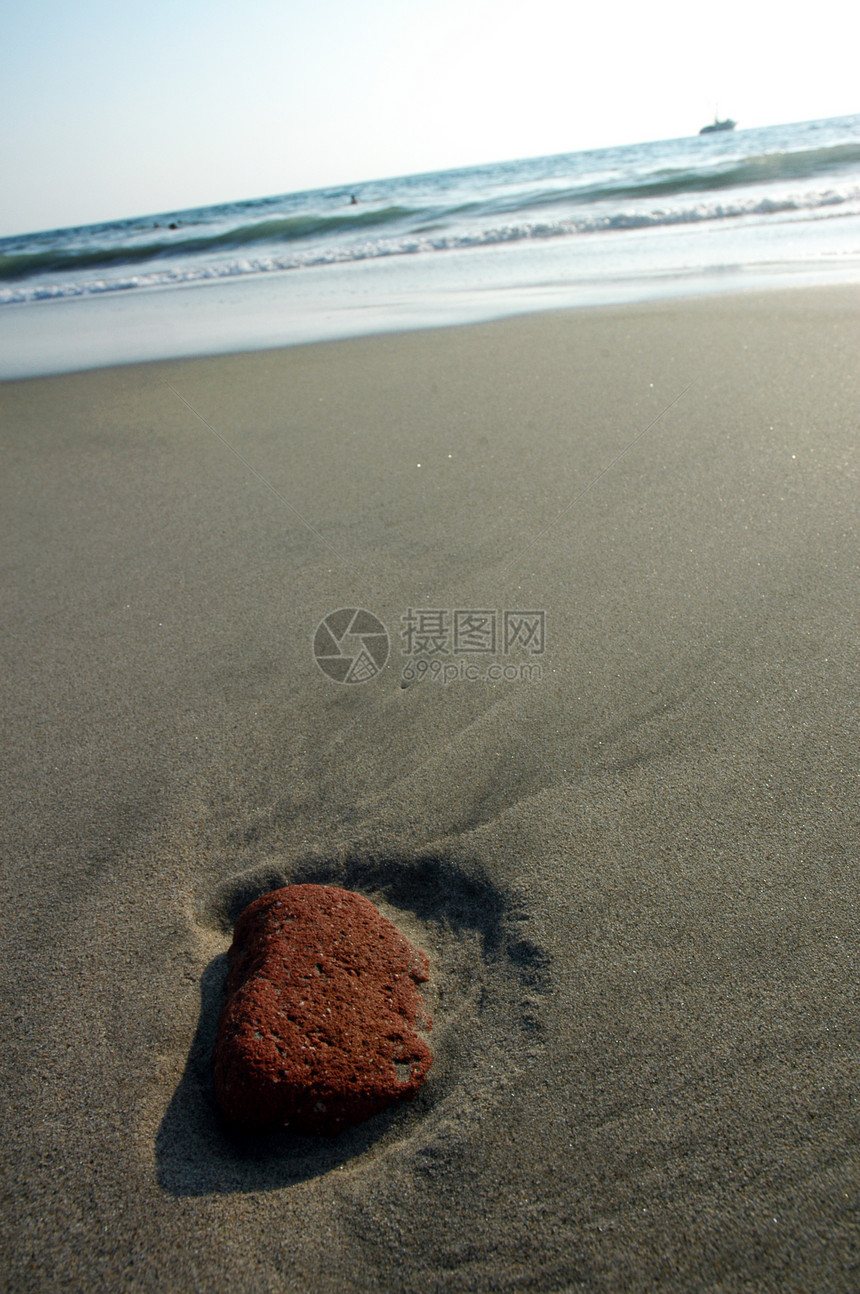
[700,116,736,134]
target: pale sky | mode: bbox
[2,0,858,237]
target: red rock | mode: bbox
[213,884,432,1134]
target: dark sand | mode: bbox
[2,287,859,1291]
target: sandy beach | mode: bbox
[2,285,859,1290]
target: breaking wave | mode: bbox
[2,113,859,306]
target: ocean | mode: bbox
[2,113,860,377]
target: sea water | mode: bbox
[2,114,860,377]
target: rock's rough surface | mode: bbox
[213,884,433,1134]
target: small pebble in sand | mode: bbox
[213,884,432,1135]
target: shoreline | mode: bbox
[3,236,860,381]
[3,285,859,1290]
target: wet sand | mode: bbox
[2,286,859,1290]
